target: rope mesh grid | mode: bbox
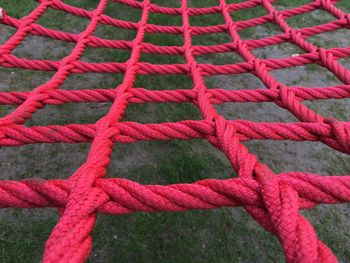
[0,0,350,262]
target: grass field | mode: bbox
[0,0,350,262]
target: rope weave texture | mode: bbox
[1,0,350,262]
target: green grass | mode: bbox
[108,139,233,185]
[336,0,350,13]
[231,5,268,21]
[0,0,38,18]
[272,0,311,9]
[1,0,350,262]
[123,102,201,123]
[36,8,90,33]
[189,13,225,26]
[134,74,193,90]
[148,13,182,26]
[304,205,350,263]
[286,9,335,29]
[144,32,184,46]
[192,32,231,46]
[62,0,98,10]
[0,210,58,262]
[103,1,142,22]
[89,208,284,263]
[81,47,131,63]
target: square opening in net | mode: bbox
[0,67,54,92]
[36,8,90,34]
[140,53,186,64]
[144,32,184,46]
[123,102,202,123]
[189,13,226,27]
[304,98,350,121]
[271,0,313,11]
[250,42,305,59]
[238,23,284,40]
[204,73,266,90]
[94,24,137,41]
[61,73,124,90]
[230,5,269,21]
[306,28,350,48]
[195,51,245,65]
[61,0,98,10]
[215,101,298,122]
[149,13,182,26]
[244,139,349,174]
[0,143,90,180]
[151,0,182,8]
[0,1,38,18]
[80,47,131,63]
[285,9,335,29]
[107,139,232,185]
[0,25,16,45]
[134,74,193,90]
[12,35,75,61]
[104,1,142,22]
[192,32,231,46]
[227,0,249,3]
[28,102,112,126]
[188,0,218,8]
[270,63,343,87]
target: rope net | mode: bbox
[0,0,349,262]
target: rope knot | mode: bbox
[214,115,232,142]
[345,14,350,26]
[255,163,275,184]
[59,57,76,72]
[272,10,283,22]
[325,117,350,153]
[317,47,334,66]
[0,128,6,140]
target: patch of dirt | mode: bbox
[12,35,75,60]
[0,25,16,45]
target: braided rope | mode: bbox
[0,0,350,262]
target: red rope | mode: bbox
[0,0,349,262]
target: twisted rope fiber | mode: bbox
[0,0,350,261]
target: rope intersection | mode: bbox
[0,0,350,262]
